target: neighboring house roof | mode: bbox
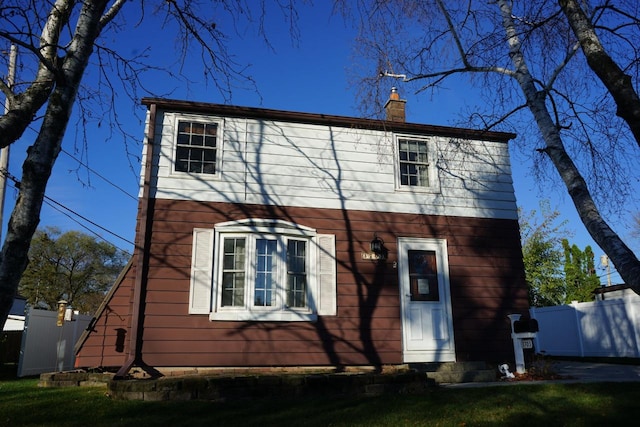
[141,98,516,143]
[9,295,27,316]
[3,296,26,331]
[3,315,25,331]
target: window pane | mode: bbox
[254,239,277,307]
[418,165,429,186]
[417,143,428,162]
[286,240,307,308]
[222,238,245,306]
[192,147,203,161]
[202,163,216,174]
[178,121,191,133]
[204,136,217,147]
[191,135,203,146]
[203,150,216,162]
[189,162,202,174]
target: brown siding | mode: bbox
[77,199,529,369]
[74,262,136,369]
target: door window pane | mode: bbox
[408,250,439,301]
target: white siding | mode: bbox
[145,111,519,220]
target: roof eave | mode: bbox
[141,97,516,143]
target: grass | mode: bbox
[2,366,640,426]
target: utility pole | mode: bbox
[600,254,612,287]
[0,44,17,244]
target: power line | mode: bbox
[2,172,134,253]
[43,195,135,248]
[42,196,132,256]
[61,148,138,201]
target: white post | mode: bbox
[508,314,526,374]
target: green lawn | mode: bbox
[1,371,640,426]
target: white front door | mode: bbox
[398,237,456,362]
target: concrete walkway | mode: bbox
[552,361,640,383]
[443,361,640,388]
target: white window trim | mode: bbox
[169,113,225,180]
[393,134,440,193]
[210,219,321,322]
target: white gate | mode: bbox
[18,308,92,377]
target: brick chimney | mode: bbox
[384,87,406,122]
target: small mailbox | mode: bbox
[513,318,539,334]
[507,314,539,374]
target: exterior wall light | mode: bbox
[370,233,387,260]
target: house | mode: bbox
[74,89,529,376]
[593,283,637,301]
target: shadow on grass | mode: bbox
[0,363,17,381]
[2,377,640,426]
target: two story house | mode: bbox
[75,89,529,376]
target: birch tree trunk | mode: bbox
[0,0,296,331]
[0,0,116,331]
[497,0,640,293]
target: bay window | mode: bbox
[188,219,336,322]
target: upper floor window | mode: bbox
[398,138,430,187]
[394,136,440,193]
[175,121,218,174]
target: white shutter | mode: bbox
[316,234,337,316]
[189,228,214,314]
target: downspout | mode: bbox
[115,103,157,379]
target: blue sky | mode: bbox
[2,2,635,284]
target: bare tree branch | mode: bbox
[560,0,640,148]
[345,0,640,294]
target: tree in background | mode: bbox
[19,227,128,314]
[346,0,640,295]
[0,1,299,330]
[562,239,601,303]
[519,202,568,307]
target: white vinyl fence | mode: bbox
[530,297,640,358]
[18,308,92,377]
